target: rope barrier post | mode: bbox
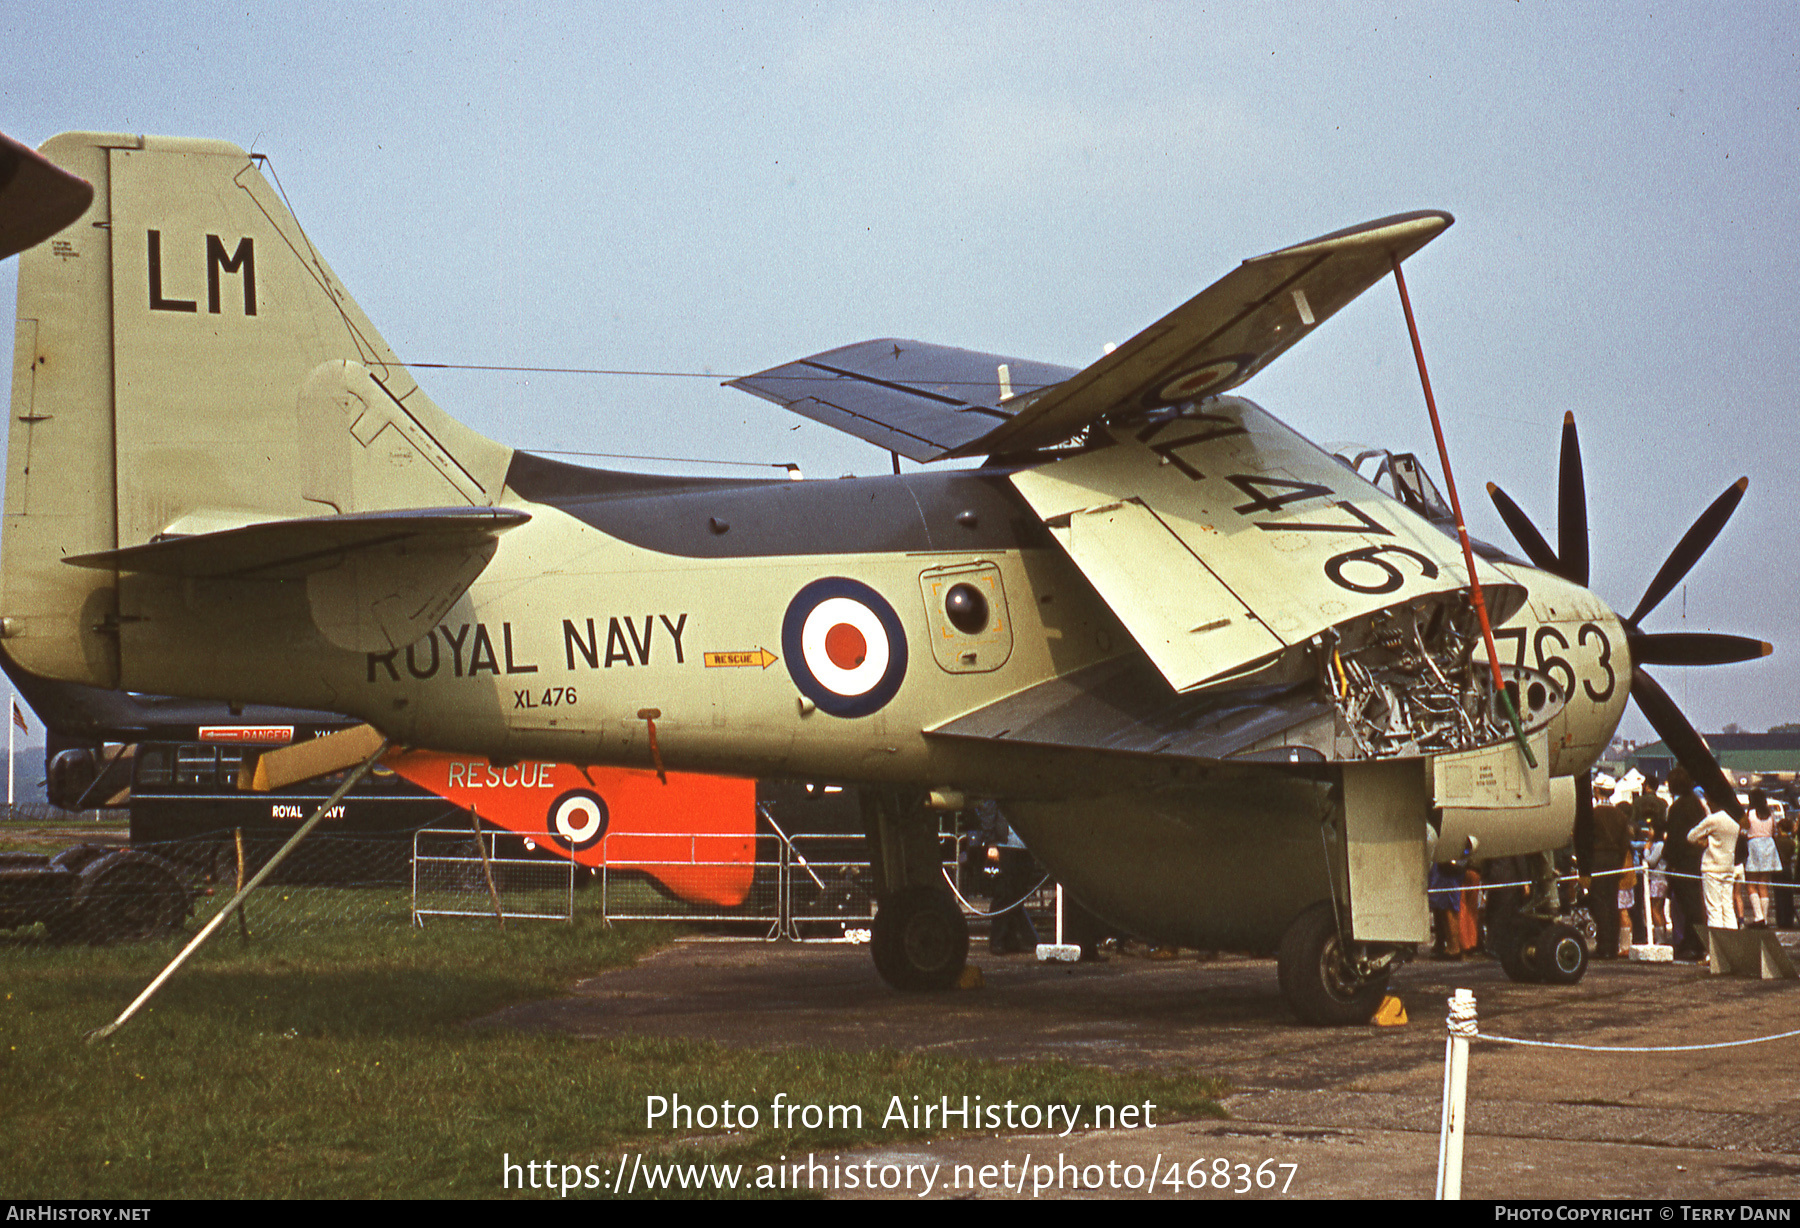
[1630,858,1670,960]
[1436,988,1477,1200]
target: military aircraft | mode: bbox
[0,130,1768,1022]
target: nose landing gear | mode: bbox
[1488,853,1591,986]
[1498,921,1589,985]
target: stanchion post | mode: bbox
[470,804,506,931]
[1435,988,1476,1199]
[87,740,390,1041]
[233,827,249,943]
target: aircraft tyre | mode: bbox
[1277,901,1391,1026]
[871,887,968,991]
[1532,923,1589,985]
[1497,928,1543,983]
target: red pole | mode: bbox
[1392,255,1534,766]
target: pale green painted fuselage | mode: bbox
[1,130,1635,952]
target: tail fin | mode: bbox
[4,132,512,687]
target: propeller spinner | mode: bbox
[1487,412,1768,819]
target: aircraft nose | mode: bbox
[1489,413,1767,820]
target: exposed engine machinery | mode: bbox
[1319,595,1561,760]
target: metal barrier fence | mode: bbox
[411,827,581,925]
[781,832,878,939]
[587,806,958,939]
[406,808,963,940]
[589,828,778,929]
[506,827,883,939]
[0,810,991,947]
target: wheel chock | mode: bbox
[956,965,985,989]
[1371,994,1408,1026]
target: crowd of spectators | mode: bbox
[1430,768,1799,962]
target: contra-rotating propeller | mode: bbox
[1486,411,1768,821]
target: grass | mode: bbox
[0,817,129,856]
[0,912,1227,1198]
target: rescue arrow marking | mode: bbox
[704,648,779,670]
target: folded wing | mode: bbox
[1010,397,1522,693]
[958,211,1452,456]
[727,338,1075,462]
[728,212,1452,462]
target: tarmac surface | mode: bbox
[484,936,1800,1200]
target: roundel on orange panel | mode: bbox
[546,788,609,852]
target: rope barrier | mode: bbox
[1440,863,1754,891]
[1434,988,1800,1200]
[1473,1026,1800,1053]
[1432,857,1756,893]
[939,865,1052,919]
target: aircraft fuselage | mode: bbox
[104,439,1630,812]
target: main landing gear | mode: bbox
[1277,901,1409,1026]
[871,887,969,990]
[862,788,969,992]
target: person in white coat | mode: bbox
[1690,806,1743,931]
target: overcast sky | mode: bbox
[3,1,1796,741]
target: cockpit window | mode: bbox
[1333,445,1455,523]
[1332,443,1528,568]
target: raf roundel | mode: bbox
[1153,355,1250,406]
[546,788,609,853]
[782,577,909,717]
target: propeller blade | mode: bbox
[1486,482,1562,574]
[1629,631,1773,667]
[1628,477,1749,627]
[1557,411,1589,588]
[1630,668,1743,819]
